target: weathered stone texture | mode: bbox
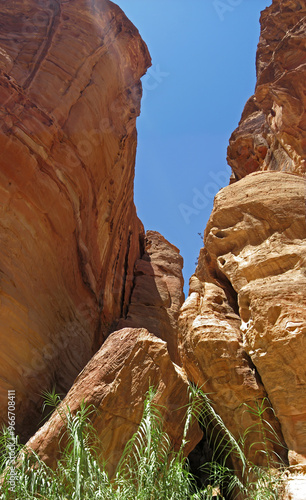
[205,171,306,460]
[0,0,151,440]
[118,230,185,365]
[180,171,305,467]
[26,328,202,478]
[227,0,306,180]
[179,262,286,467]
[180,0,306,473]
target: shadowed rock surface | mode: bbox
[118,230,185,365]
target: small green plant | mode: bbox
[41,386,62,416]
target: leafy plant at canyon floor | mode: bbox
[0,387,287,500]
[196,390,287,499]
[0,388,203,500]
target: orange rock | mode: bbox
[227,0,306,180]
[0,0,151,441]
[26,328,202,477]
[118,231,185,365]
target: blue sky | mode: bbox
[115,0,271,295]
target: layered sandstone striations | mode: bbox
[179,239,287,466]
[203,172,305,459]
[118,230,185,365]
[227,0,306,180]
[2,0,306,486]
[180,0,306,472]
[180,176,306,466]
[26,328,202,477]
[0,0,151,440]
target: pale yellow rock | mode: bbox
[180,171,305,468]
[206,172,306,461]
[179,273,286,467]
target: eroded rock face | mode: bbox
[180,171,305,467]
[205,171,306,460]
[180,0,306,474]
[227,0,306,180]
[179,266,286,467]
[118,231,185,365]
[26,328,202,478]
[0,0,151,440]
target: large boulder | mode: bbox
[26,328,202,477]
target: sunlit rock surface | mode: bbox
[0,0,151,441]
[204,171,306,460]
[227,0,306,180]
[1,1,306,493]
[26,328,202,477]
[180,0,306,477]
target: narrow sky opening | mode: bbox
[115,0,272,296]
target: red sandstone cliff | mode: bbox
[0,0,202,467]
[0,0,152,440]
[1,0,306,494]
[227,0,306,179]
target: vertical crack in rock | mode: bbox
[120,229,132,319]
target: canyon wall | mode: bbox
[0,0,151,441]
[227,0,306,180]
[0,0,202,467]
[179,0,306,472]
[1,0,306,489]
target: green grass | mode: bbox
[196,391,287,499]
[0,387,287,499]
[0,388,202,499]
